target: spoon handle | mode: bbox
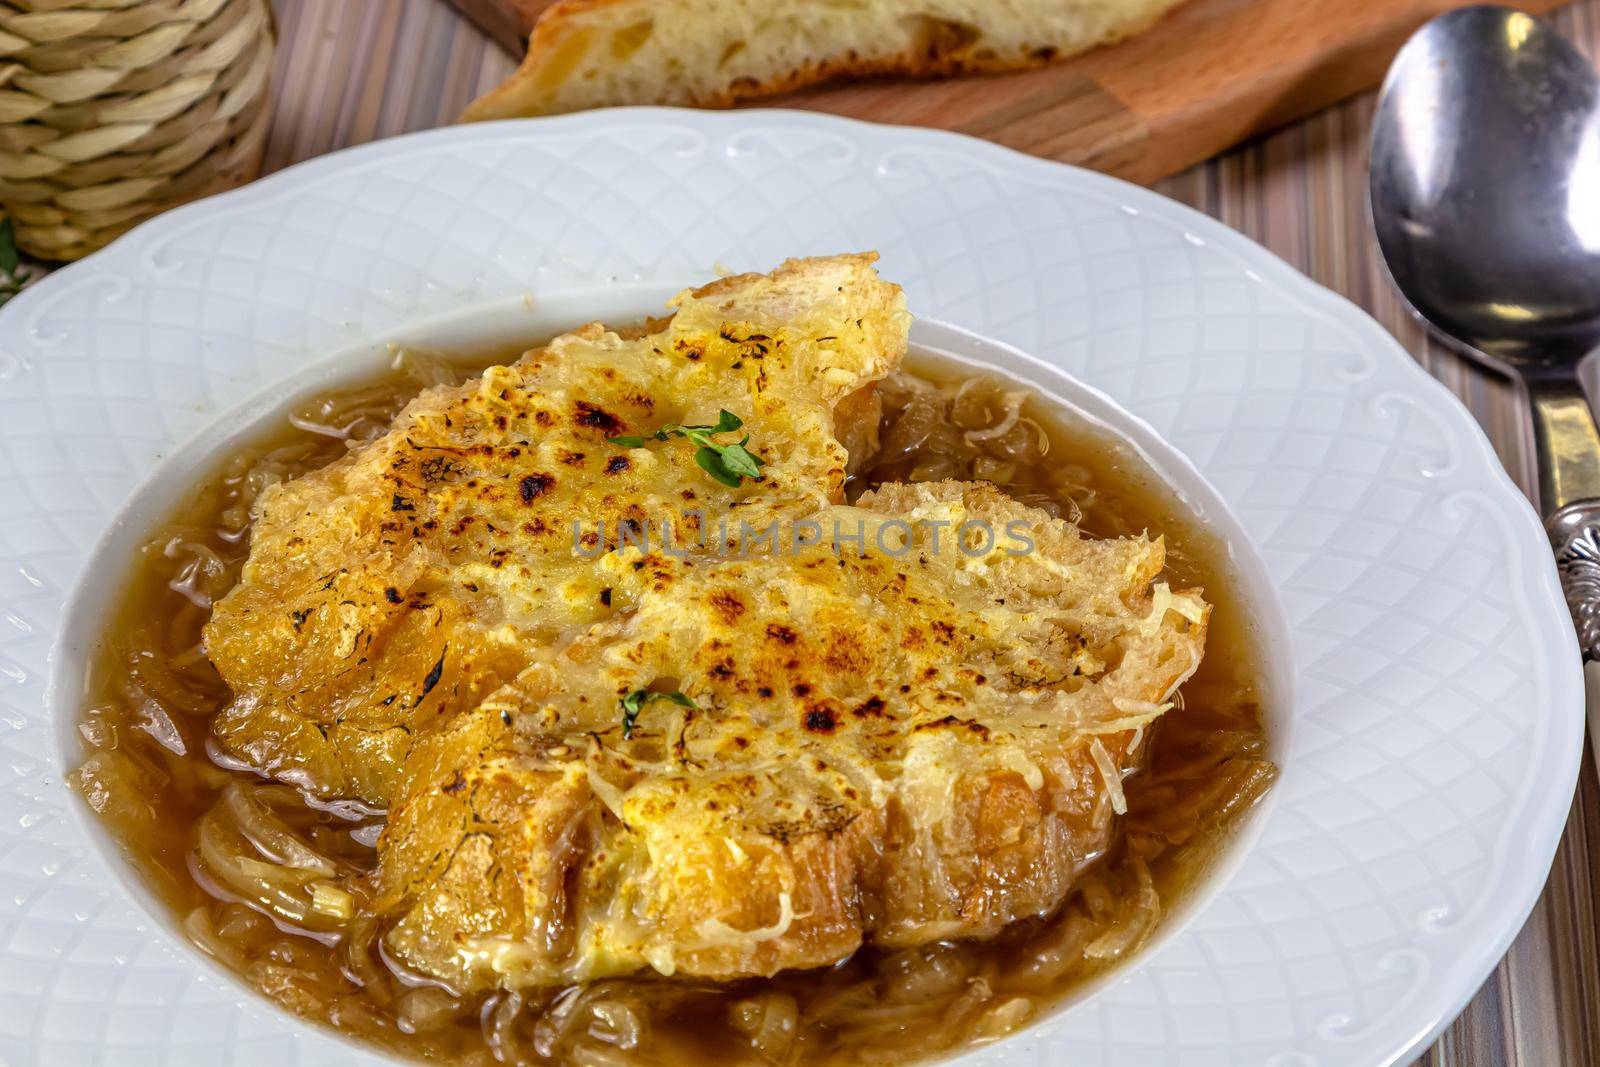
[1549,502,1600,659]
[1531,373,1600,659]
[1529,373,1600,513]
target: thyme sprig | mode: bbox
[609,409,766,488]
[620,688,698,739]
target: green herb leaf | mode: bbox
[608,410,767,487]
[694,447,743,487]
[0,218,20,277]
[620,688,698,738]
[0,218,32,309]
[718,439,764,480]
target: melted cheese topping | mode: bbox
[204,255,1209,994]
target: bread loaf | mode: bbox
[464,0,1189,119]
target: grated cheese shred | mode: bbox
[695,891,798,948]
[1142,582,1206,635]
[1088,738,1126,815]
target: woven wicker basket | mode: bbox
[0,0,275,262]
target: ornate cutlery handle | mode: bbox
[1530,370,1600,663]
[1548,501,1600,660]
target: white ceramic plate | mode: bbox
[0,110,1581,1067]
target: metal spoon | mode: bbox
[1371,5,1600,670]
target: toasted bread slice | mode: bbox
[205,254,908,804]
[463,0,1189,119]
[377,482,1208,990]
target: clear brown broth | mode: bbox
[71,342,1274,1065]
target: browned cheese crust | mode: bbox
[205,255,1208,993]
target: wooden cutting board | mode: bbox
[449,0,1567,184]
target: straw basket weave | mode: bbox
[0,0,276,261]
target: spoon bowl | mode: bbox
[1371,4,1600,371]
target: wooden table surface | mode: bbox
[264,1,1600,1062]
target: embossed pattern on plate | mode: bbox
[0,111,1582,1067]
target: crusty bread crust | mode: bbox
[464,0,1190,119]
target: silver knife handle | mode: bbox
[1548,500,1600,660]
